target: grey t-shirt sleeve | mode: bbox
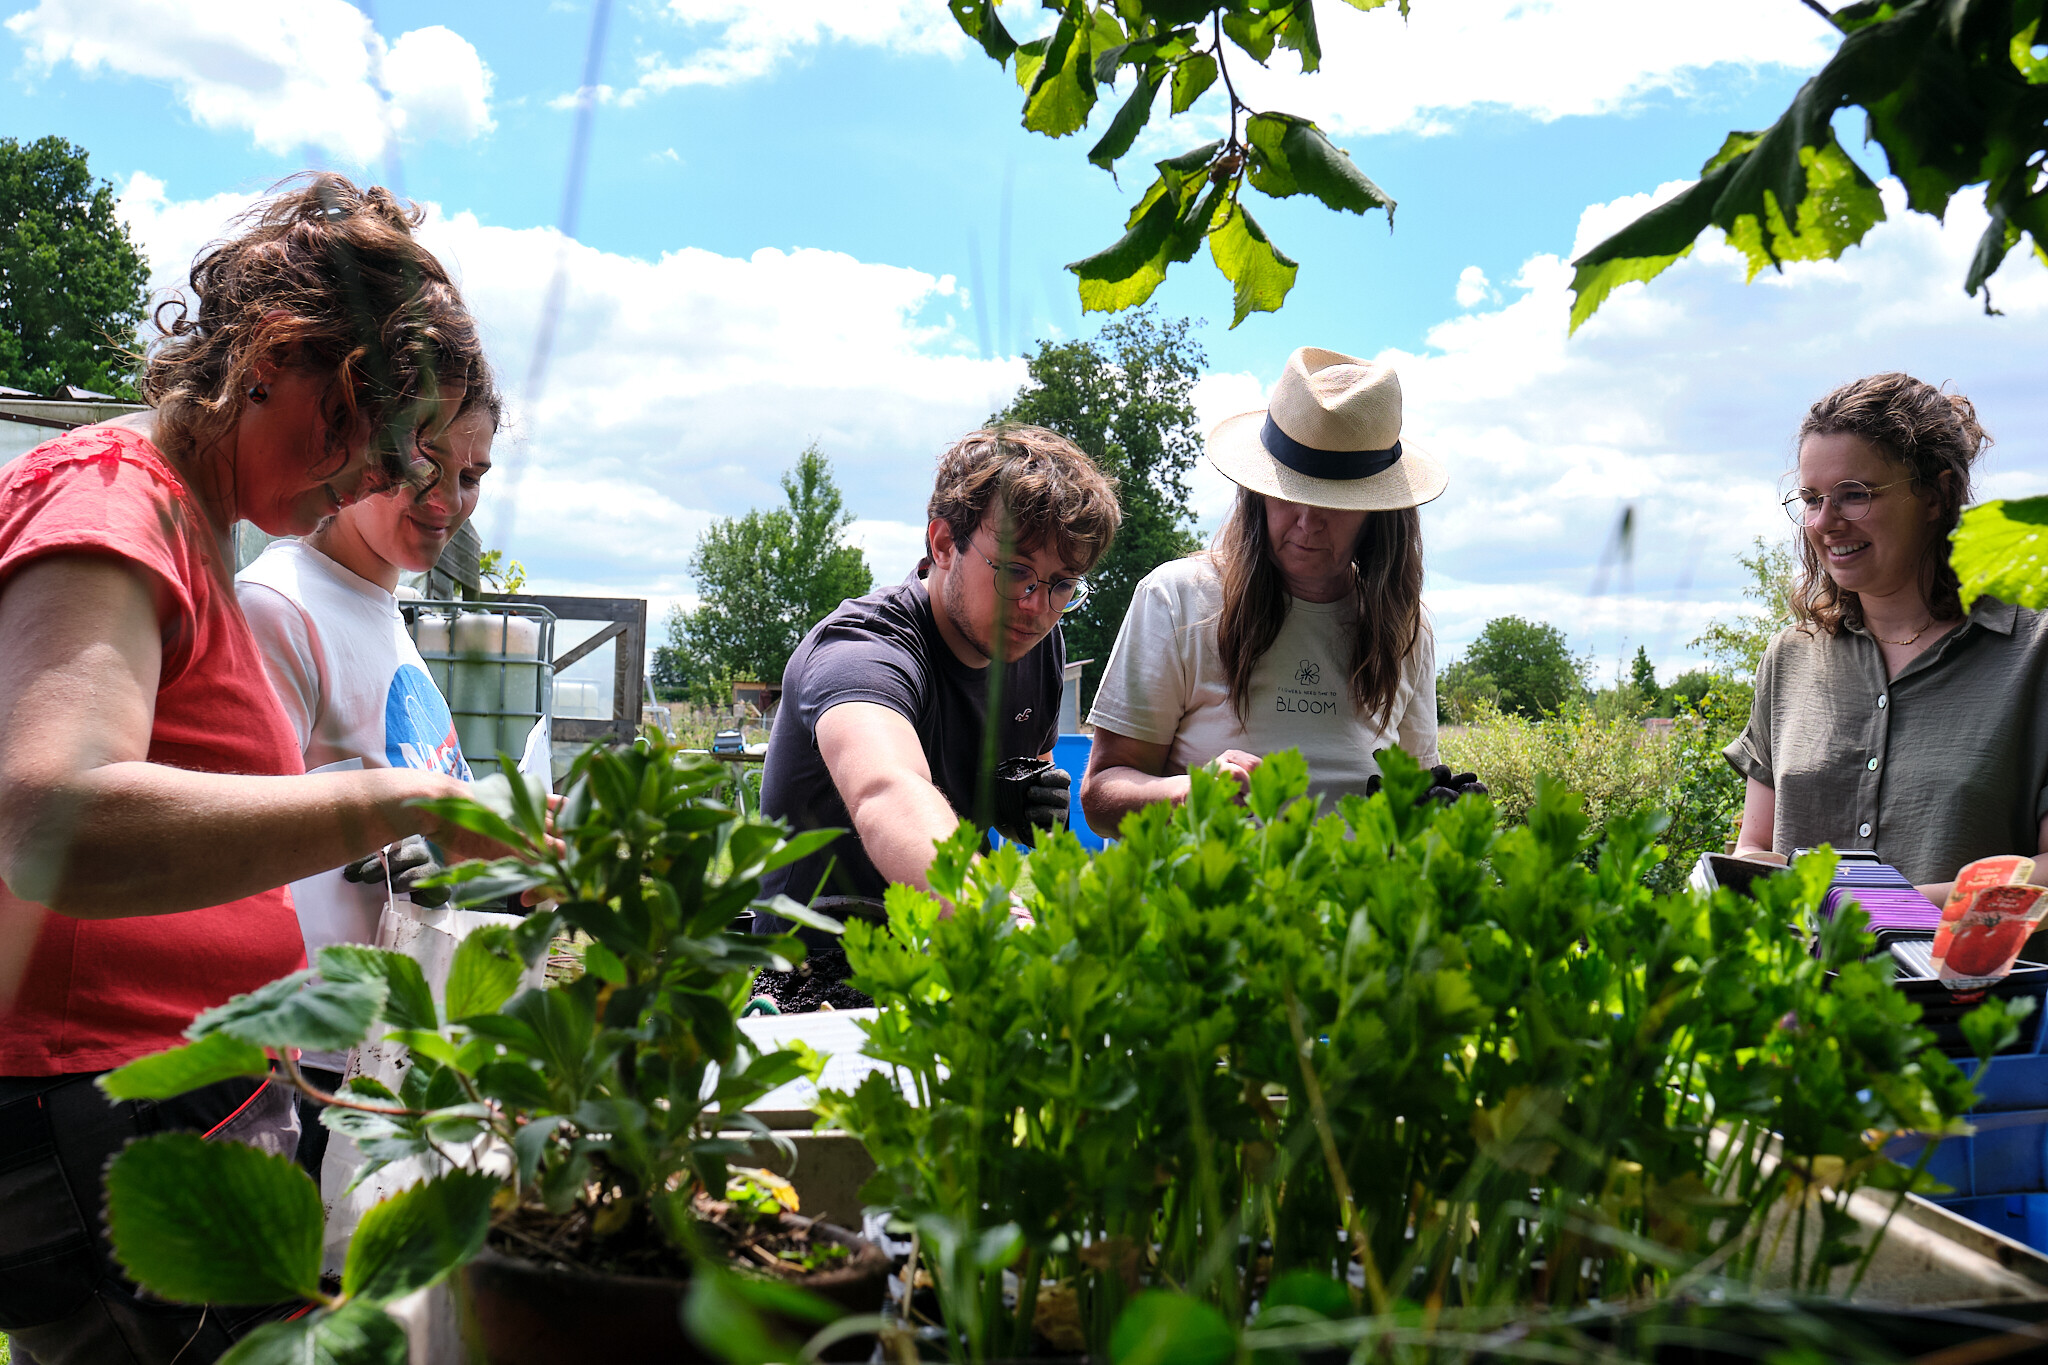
[1724,637,1778,786]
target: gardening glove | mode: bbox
[992,757,1071,849]
[1363,767,1490,806]
[341,834,451,907]
[1424,765,1489,805]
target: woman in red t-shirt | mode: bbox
[0,174,504,1365]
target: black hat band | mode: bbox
[1260,414,1403,481]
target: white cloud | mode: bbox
[1455,266,1493,309]
[1386,183,2048,674]
[6,0,492,162]
[618,0,967,101]
[1140,0,1840,140]
[117,178,1025,608]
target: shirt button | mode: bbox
[1877,694,1887,708]
[1859,822,1873,838]
[1867,757,1879,770]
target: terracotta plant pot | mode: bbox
[456,1213,890,1364]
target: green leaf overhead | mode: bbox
[342,1171,498,1305]
[951,0,1404,320]
[1089,70,1162,171]
[1208,200,1299,327]
[949,0,1016,62]
[98,1031,270,1101]
[1023,8,1098,137]
[1169,51,1217,113]
[1245,112,1396,220]
[106,1133,325,1305]
[1068,141,1223,312]
[1952,496,2048,611]
[1573,0,2048,329]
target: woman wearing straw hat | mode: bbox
[1081,346,1464,834]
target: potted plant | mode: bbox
[821,748,2039,1363]
[97,732,888,1364]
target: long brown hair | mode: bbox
[143,172,481,490]
[1790,373,1988,635]
[1212,489,1425,727]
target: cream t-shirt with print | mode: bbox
[1087,555,1439,805]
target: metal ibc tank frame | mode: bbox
[405,600,557,776]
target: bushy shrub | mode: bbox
[1440,701,1675,838]
[826,751,1997,1364]
[1441,686,1752,891]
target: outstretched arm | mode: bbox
[0,555,503,920]
[815,701,964,891]
[1081,728,1259,838]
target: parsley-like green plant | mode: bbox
[93,733,848,1364]
[823,747,2009,1363]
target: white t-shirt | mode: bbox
[237,541,472,963]
[1086,555,1439,805]
[237,540,471,780]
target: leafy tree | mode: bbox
[952,0,1399,325]
[993,307,1205,707]
[1628,645,1658,701]
[650,625,718,705]
[1571,0,2046,329]
[1691,537,1797,680]
[0,136,150,398]
[1435,657,1500,726]
[1666,667,1722,712]
[1458,616,1587,719]
[668,445,872,694]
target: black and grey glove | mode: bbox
[992,758,1072,848]
[1363,766,1489,806]
[341,834,450,907]
[1424,765,1488,805]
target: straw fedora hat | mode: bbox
[1208,347,1447,511]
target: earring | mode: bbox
[248,383,268,403]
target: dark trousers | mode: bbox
[0,1072,302,1365]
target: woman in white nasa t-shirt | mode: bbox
[1082,348,1451,834]
[236,388,499,939]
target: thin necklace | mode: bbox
[1872,617,1935,647]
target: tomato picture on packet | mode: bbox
[1932,855,2047,990]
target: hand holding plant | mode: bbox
[94,734,849,1364]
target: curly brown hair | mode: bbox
[926,425,1121,573]
[1790,372,1990,635]
[142,172,482,489]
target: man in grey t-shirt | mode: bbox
[755,427,1121,917]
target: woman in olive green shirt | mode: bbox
[1726,373,2048,904]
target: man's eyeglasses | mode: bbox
[974,540,1091,614]
[1782,478,1912,526]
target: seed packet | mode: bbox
[1931,855,2045,990]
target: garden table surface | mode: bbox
[738,1008,905,1128]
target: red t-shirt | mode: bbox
[0,424,308,1075]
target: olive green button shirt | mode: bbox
[1724,597,2048,886]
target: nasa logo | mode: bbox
[1295,659,1321,686]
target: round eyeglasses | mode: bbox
[974,542,1091,614]
[1782,478,1912,527]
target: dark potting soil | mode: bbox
[488,1199,851,1282]
[752,944,873,1013]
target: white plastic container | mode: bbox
[448,612,545,765]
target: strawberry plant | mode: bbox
[92,734,849,1363]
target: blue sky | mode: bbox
[7,0,2046,679]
